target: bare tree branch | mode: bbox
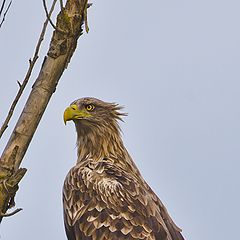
[0,0,7,18]
[0,0,58,139]
[0,0,12,29]
[0,0,90,223]
[0,207,22,217]
[43,0,67,34]
[59,0,64,10]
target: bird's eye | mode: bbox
[85,104,95,111]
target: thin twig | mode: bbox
[59,0,63,10]
[0,208,22,217]
[0,0,6,18]
[0,0,12,29]
[0,0,58,139]
[43,0,67,34]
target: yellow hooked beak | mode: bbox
[63,104,91,125]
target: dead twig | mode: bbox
[0,0,7,18]
[43,0,67,34]
[0,166,27,222]
[0,208,22,217]
[0,0,12,29]
[59,0,64,10]
[0,0,58,139]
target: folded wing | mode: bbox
[63,160,184,240]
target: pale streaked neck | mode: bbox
[75,121,125,162]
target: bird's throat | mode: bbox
[75,122,125,162]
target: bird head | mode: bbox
[64,97,127,158]
[63,97,126,127]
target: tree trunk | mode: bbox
[0,0,89,222]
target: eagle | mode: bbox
[63,97,185,240]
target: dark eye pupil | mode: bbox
[87,105,93,110]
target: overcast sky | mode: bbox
[0,0,240,239]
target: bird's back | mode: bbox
[63,156,184,240]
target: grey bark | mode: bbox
[0,0,89,222]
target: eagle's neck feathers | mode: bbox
[75,120,126,162]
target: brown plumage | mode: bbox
[63,97,185,240]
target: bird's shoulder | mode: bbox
[63,158,154,213]
[63,157,184,240]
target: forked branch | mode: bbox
[0,0,58,139]
[0,0,12,29]
[0,0,90,222]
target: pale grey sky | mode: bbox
[1,0,240,239]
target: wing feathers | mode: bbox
[63,160,184,240]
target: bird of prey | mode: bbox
[63,97,184,240]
